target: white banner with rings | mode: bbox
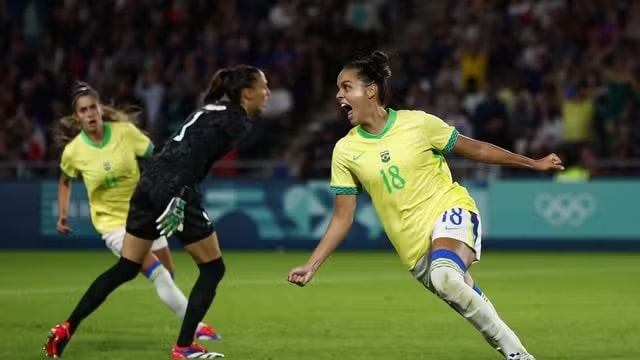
[534,193,597,227]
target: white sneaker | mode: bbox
[507,353,536,360]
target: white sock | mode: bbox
[430,259,527,357]
[479,290,521,345]
[145,263,208,332]
[146,263,188,317]
[472,283,523,355]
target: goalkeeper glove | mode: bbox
[155,187,190,237]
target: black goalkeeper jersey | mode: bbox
[145,102,252,187]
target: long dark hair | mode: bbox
[344,50,392,105]
[201,65,262,105]
[53,81,141,149]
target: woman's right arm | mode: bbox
[287,194,357,286]
[57,175,72,235]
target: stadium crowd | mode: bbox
[1,0,639,179]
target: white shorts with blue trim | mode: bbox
[431,207,482,260]
[102,226,169,257]
[411,208,483,289]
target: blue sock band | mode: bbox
[472,284,483,295]
[144,260,163,279]
[430,249,467,273]
[170,271,175,280]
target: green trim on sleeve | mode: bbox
[142,143,154,158]
[330,186,361,195]
[442,129,460,154]
[61,169,76,179]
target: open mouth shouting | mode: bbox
[340,103,353,120]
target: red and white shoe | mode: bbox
[195,324,221,341]
[43,322,72,358]
[171,343,224,358]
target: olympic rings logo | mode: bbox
[534,193,596,227]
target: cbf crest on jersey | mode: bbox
[103,161,111,171]
[380,150,390,163]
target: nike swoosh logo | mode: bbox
[352,152,365,160]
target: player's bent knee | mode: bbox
[115,257,142,282]
[200,257,225,284]
[429,266,466,302]
[428,249,468,302]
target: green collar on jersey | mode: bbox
[81,123,112,149]
[356,108,397,139]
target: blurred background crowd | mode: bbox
[1,0,639,180]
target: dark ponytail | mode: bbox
[344,50,392,104]
[202,65,262,105]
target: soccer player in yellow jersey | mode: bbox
[287,51,565,360]
[50,82,218,346]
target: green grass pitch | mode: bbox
[1,250,639,359]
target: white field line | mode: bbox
[0,266,637,296]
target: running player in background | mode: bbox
[287,51,564,360]
[44,82,220,358]
[45,66,270,359]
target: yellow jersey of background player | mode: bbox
[60,121,153,235]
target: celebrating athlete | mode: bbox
[288,51,563,360]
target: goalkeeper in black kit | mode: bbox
[44,65,271,359]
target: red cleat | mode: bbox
[195,324,221,340]
[171,342,224,358]
[43,322,71,358]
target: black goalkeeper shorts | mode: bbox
[125,178,214,246]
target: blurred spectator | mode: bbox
[445,105,473,138]
[560,79,594,154]
[460,39,489,91]
[553,144,591,182]
[472,82,511,150]
[345,0,383,34]
[462,78,486,116]
[261,73,294,120]
[269,0,298,30]
[405,80,432,113]
[135,68,166,144]
[0,0,639,180]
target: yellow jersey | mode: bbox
[60,122,153,234]
[330,109,478,270]
[562,99,593,143]
[554,166,590,182]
